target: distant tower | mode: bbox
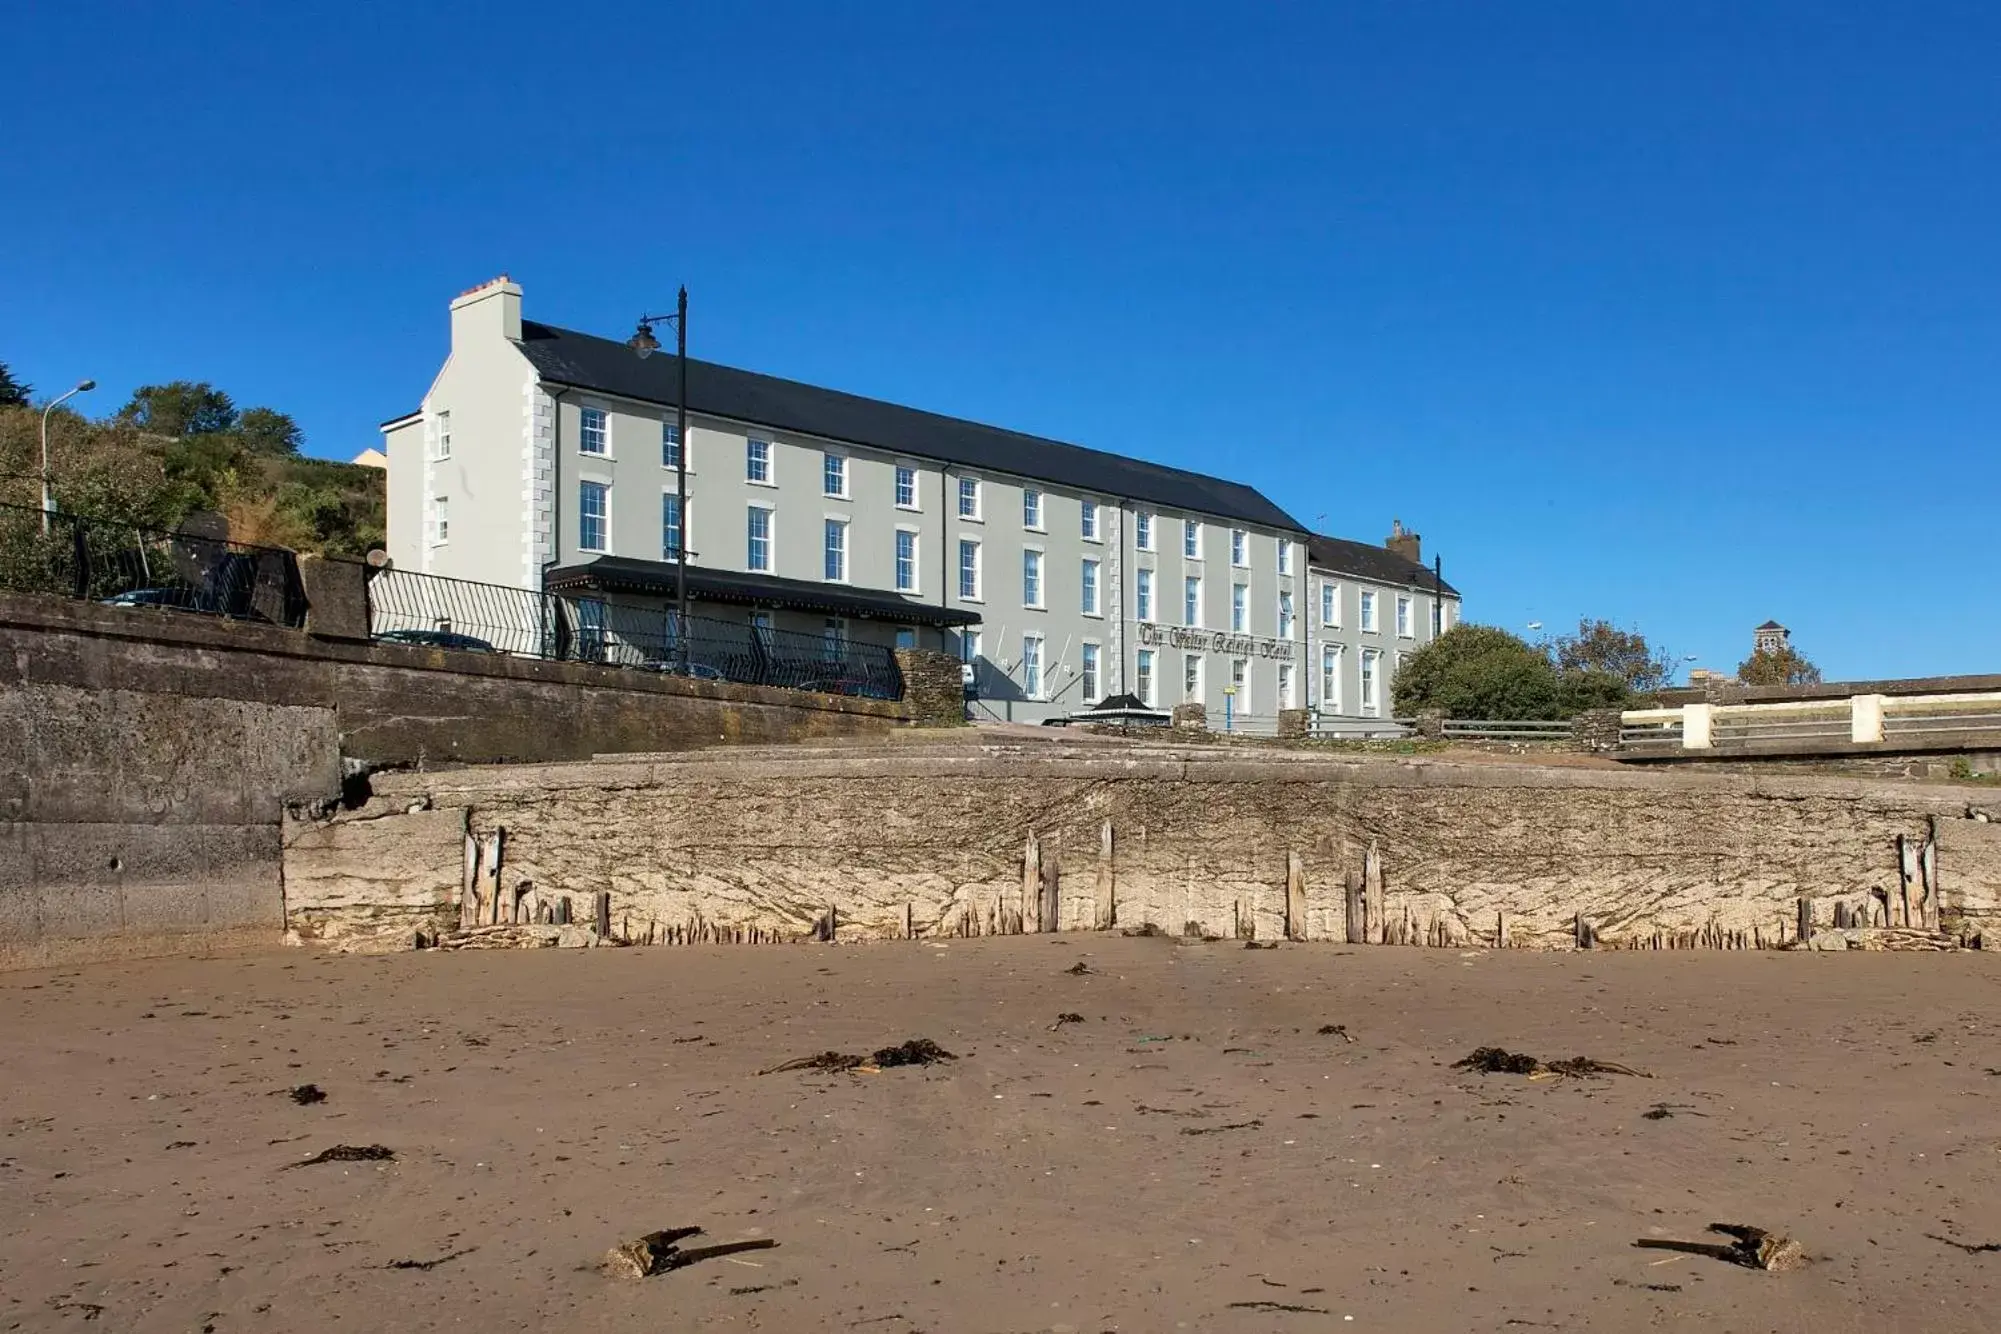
[1754,621,1790,655]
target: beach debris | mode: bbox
[1121,923,1167,937]
[388,1248,475,1271]
[1928,1234,2001,1255]
[1244,940,1280,950]
[1228,1300,1331,1314]
[1181,1119,1264,1136]
[1635,1223,1804,1271]
[1049,1013,1085,1030]
[605,1228,778,1279]
[1453,1047,1653,1079]
[289,1144,394,1168]
[1064,961,1095,975]
[1317,1024,1356,1043]
[285,1084,326,1105]
[759,1039,957,1076]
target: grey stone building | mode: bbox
[383,276,1330,724]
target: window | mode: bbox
[746,505,772,571]
[1277,539,1292,575]
[434,410,451,461]
[1183,519,1201,559]
[576,598,607,661]
[961,629,981,663]
[823,452,847,498]
[1396,595,1413,638]
[958,539,981,600]
[661,493,683,559]
[895,627,917,651]
[895,529,917,592]
[1360,589,1378,633]
[1184,653,1202,702]
[1320,581,1339,627]
[1136,568,1154,622]
[1136,649,1156,707]
[580,406,608,455]
[1278,663,1295,710]
[1080,558,1100,616]
[661,421,682,469]
[1022,488,1043,530]
[1231,658,1249,712]
[751,611,773,649]
[957,476,981,519]
[1183,575,1202,627]
[1231,530,1248,567]
[1080,499,1099,541]
[1231,582,1248,632]
[895,465,917,509]
[1022,548,1043,608]
[1278,590,1295,640]
[1321,644,1344,713]
[823,617,847,657]
[432,495,449,544]
[1022,634,1044,699]
[823,518,848,582]
[578,480,608,552]
[1081,642,1100,703]
[1441,600,1455,632]
[1135,511,1153,550]
[1360,648,1382,715]
[747,438,771,483]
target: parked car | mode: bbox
[639,658,728,681]
[802,674,897,701]
[377,628,496,652]
[102,586,212,612]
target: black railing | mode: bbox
[361,565,905,701]
[0,501,306,627]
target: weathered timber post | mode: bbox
[1796,896,1813,945]
[1363,840,1385,944]
[594,890,612,940]
[1022,833,1041,933]
[1285,852,1307,942]
[460,827,479,931]
[1897,835,1916,928]
[1344,871,1366,945]
[1039,851,1061,933]
[1097,820,1117,931]
[1575,914,1596,950]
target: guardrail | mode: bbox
[360,565,905,702]
[1308,715,1416,740]
[1441,718,1573,741]
[1622,692,2001,752]
[0,501,306,627]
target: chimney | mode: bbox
[1385,518,1421,565]
[449,274,523,348]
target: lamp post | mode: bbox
[40,378,96,535]
[628,288,689,668]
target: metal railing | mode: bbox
[0,501,306,627]
[1441,718,1573,741]
[361,565,905,701]
[1622,693,2001,752]
[1308,714,1416,740]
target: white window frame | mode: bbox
[961,628,981,664]
[1277,590,1295,640]
[746,504,773,572]
[1183,653,1202,703]
[1136,568,1154,622]
[661,420,682,470]
[432,494,449,545]
[434,410,451,461]
[1278,662,1295,710]
[579,405,609,457]
[1021,632,1045,700]
[1321,581,1340,628]
[1136,648,1156,708]
[823,517,849,583]
[1183,519,1201,560]
[1080,557,1100,617]
[1230,529,1248,567]
[1277,538,1292,576]
[1080,499,1100,542]
[894,526,919,594]
[1360,589,1379,634]
[1183,575,1202,628]
[957,538,982,602]
[1022,488,1044,531]
[578,480,609,553]
[1396,594,1414,639]
[660,491,684,560]
[1360,647,1382,716]
[1231,582,1248,633]
[823,452,848,499]
[1231,658,1249,713]
[746,437,773,485]
[1022,546,1044,609]
[956,476,982,520]
[1080,641,1101,704]
[1321,644,1344,713]
[1135,511,1154,551]
[894,464,918,510]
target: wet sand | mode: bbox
[5,936,2000,1332]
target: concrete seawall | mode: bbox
[285,744,2001,951]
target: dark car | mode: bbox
[639,658,728,681]
[102,586,212,612]
[377,628,496,652]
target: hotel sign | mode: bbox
[1135,622,1296,661]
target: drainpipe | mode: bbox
[542,384,571,658]
[940,465,952,654]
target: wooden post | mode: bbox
[1022,833,1041,933]
[484,830,505,926]
[1495,910,1508,950]
[1285,851,1307,942]
[1897,835,1915,928]
[594,890,612,939]
[460,829,480,931]
[1097,820,1117,931]
[1921,823,1940,931]
[1344,871,1366,945]
[1363,840,1384,944]
[1796,896,1813,945]
[1039,851,1061,934]
[904,902,915,940]
[1575,913,1595,950]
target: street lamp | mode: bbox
[41,378,96,536]
[628,287,689,667]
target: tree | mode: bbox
[1738,644,1823,687]
[0,363,28,409]
[1392,624,1565,720]
[1551,617,1673,694]
[235,406,304,456]
[117,381,237,438]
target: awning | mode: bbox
[543,556,979,628]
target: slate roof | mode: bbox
[543,554,978,627]
[1306,533,1459,595]
[514,321,1305,533]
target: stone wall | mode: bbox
[284,744,2001,952]
[893,648,966,728]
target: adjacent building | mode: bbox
[1306,522,1461,723]
[382,276,1460,725]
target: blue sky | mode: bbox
[4,2,1996,680]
